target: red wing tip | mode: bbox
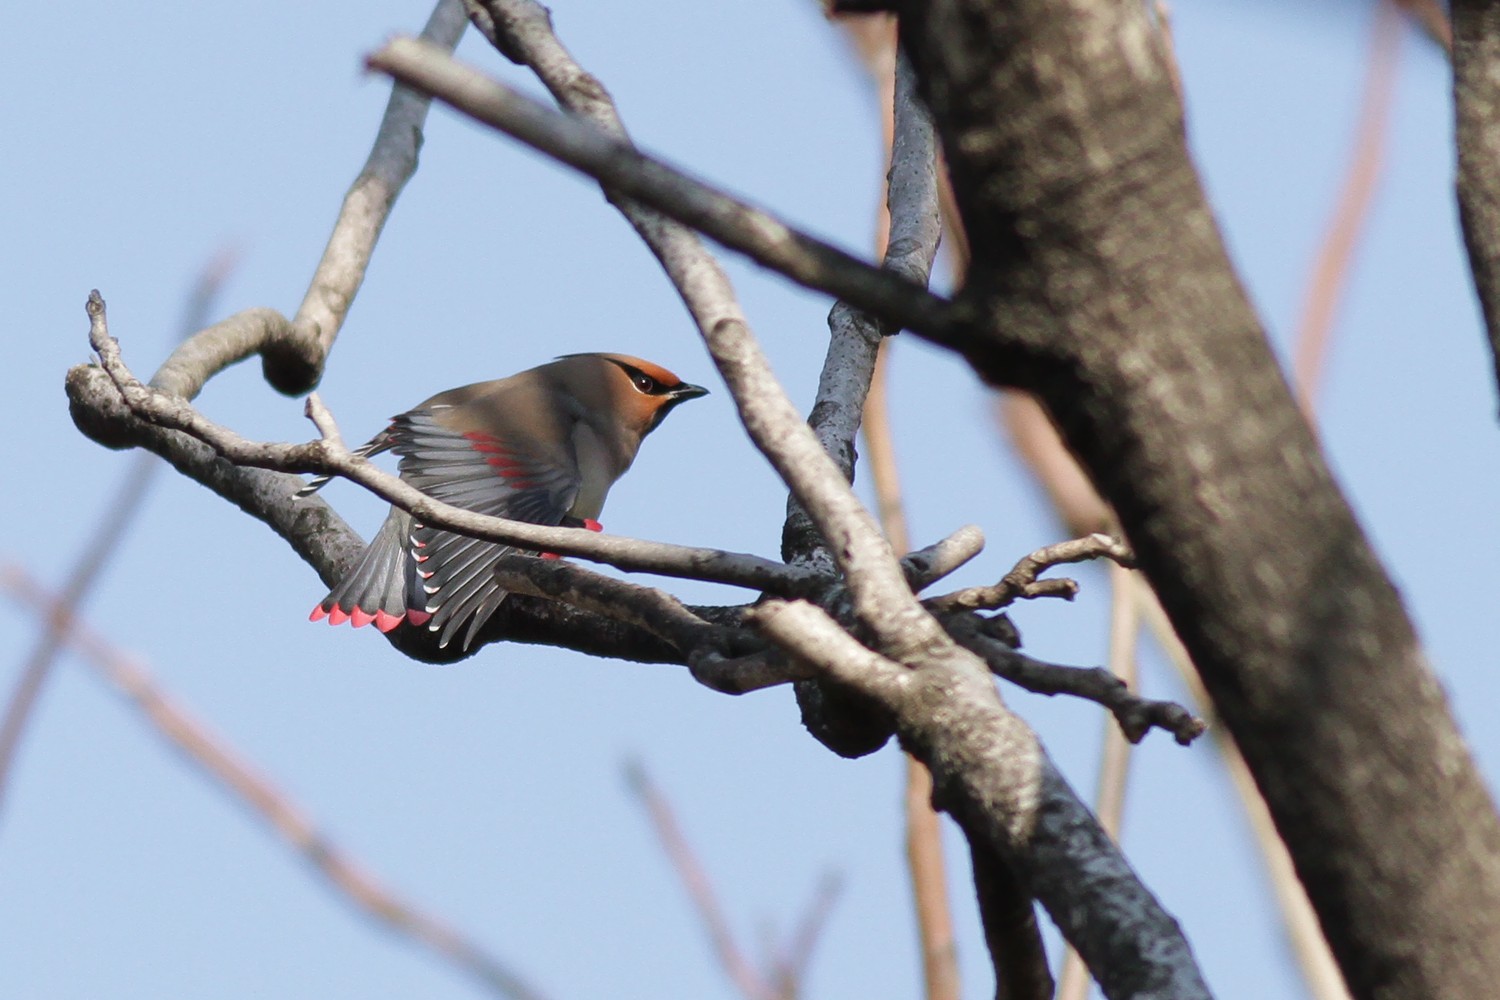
[540,551,561,560]
[350,608,376,629]
[374,610,403,633]
[309,605,329,623]
[583,518,602,532]
[327,606,351,626]
[406,609,433,627]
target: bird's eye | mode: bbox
[632,372,659,394]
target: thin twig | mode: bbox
[926,533,1135,614]
[774,870,845,996]
[624,761,775,1000]
[0,249,235,824]
[948,616,1205,746]
[1293,0,1403,415]
[0,565,549,1000]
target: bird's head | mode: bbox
[552,352,709,438]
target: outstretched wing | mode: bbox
[295,426,395,499]
[391,408,581,650]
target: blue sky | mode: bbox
[2,2,1492,999]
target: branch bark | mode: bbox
[895,1,1500,997]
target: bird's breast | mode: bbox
[569,423,623,520]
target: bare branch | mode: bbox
[901,525,985,592]
[150,1,468,399]
[79,292,826,598]
[0,250,234,824]
[365,36,963,351]
[818,36,960,997]
[927,533,1135,614]
[750,600,1210,998]
[625,761,775,1000]
[1292,0,1402,415]
[785,52,942,569]
[970,842,1055,1000]
[0,566,549,1000]
[774,870,845,995]
[488,555,763,669]
[1057,562,1144,1000]
[947,615,1205,746]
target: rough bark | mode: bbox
[895,2,1500,997]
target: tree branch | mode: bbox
[0,565,549,1000]
[926,533,1135,614]
[365,36,964,352]
[896,0,1500,995]
[751,599,1211,999]
[151,0,468,399]
[437,14,1212,994]
[0,250,235,824]
[78,294,826,597]
[948,616,1205,746]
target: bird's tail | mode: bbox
[309,509,429,633]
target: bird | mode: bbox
[301,353,708,650]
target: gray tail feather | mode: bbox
[316,509,417,619]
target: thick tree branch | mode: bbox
[752,599,1210,999]
[784,53,942,570]
[895,0,1500,996]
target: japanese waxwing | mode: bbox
[302,353,708,650]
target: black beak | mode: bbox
[648,382,709,432]
[669,382,710,402]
